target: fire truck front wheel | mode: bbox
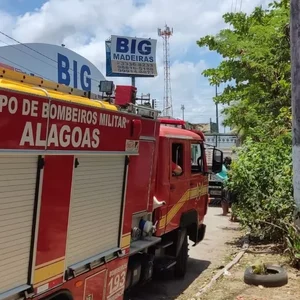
[174,232,188,278]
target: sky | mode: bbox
[0,0,271,129]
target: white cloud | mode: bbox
[0,0,271,125]
[0,10,15,38]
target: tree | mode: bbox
[197,0,290,140]
[196,1,298,253]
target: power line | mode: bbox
[230,0,234,12]
[0,38,57,71]
[0,54,52,80]
[0,30,100,84]
[0,30,58,64]
[234,0,239,12]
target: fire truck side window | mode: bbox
[172,143,184,175]
[191,143,202,173]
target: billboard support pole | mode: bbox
[131,76,136,87]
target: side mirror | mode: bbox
[212,148,223,173]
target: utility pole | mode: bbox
[181,104,185,120]
[291,0,300,227]
[131,77,135,87]
[215,84,219,133]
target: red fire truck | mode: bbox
[0,68,223,300]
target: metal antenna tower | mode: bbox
[158,24,173,117]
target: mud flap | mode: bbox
[175,228,187,257]
[197,224,206,243]
[190,224,206,247]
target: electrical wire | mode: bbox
[239,0,243,12]
[0,30,101,84]
[0,54,52,80]
[230,0,234,12]
[234,0,239,12]
[0,30,58,64]
[0,38,57,71]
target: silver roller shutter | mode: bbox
[0,155,38,294]
[66,155,125,266]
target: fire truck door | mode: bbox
[66,155,126,267]
[166,140,189,233]
[0,155,39,295]
[190,142,206,219]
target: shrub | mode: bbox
[227,132,294,242]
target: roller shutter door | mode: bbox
[66,155,125,266]
[0,155,38,294]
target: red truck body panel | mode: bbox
[121,119,159,250]
[34,155,74,289]
[34,257,129,300]
[0,70,210,300]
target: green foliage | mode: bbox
[197,0,297,259]
[228,134,294,241]
[285,224,300,266]
[197,0,290,138]
[252,261,267,275]
[197,0,298,261]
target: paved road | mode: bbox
[126,207,240,300]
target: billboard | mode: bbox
[205,134,239,148]
[106,35,157,77]
[0,43,105,94]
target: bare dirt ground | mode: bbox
[126,207,242,300]
[199,246,300,300]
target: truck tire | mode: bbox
[174,232,188,278]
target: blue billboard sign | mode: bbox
[106,35,157,77]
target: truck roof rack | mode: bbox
[0,67,160,120]
[158,117,206,139]
[158,118,186,128]
[0,67,100,99]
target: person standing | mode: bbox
[216,157,232,216]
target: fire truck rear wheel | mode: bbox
[174,232,188,278]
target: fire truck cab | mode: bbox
[0,70,223,300]
[155,125,208,236]
[124,117,222,289]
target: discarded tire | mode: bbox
[244,265,288,287]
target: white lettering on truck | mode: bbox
[107,264,127,298]
[99,113,128,128]
[20,122,100,149]
[42,102,98,125]
[0,94,131,148]
[0,95,18,114]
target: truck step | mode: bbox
[156,240,174,249]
